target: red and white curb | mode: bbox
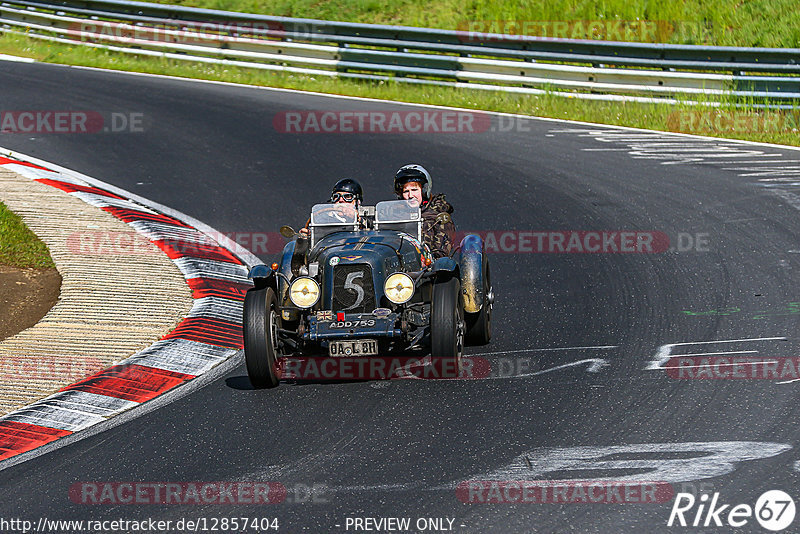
[0,151,258,464]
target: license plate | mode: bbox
[329,339,378,356]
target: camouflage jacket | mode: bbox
[421,193,456,258]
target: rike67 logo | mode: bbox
[668,490,795,531]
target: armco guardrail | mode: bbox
[1,0,799,103]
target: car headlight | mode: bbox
[384,273,414,304]
[289,277,320,308]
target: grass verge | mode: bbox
[0,31,798,146]
[0,200,56,269]
[147,0,800,48]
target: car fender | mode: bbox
[248,264,277,292]
[277,240,297,301]
[431,256,459,277]
[456,234,485,313]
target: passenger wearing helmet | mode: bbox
[394,164,455,259]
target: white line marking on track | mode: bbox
[777,378,800,385]
[740,170,800,177]
[646,337,786,370]
[637,147,766,154]
[705,161,800,165]
[660,360,776,370]
[0,54,35,63]
[677,350,760,357]
[657,153,782,161]
[471,345,617,357]
[323,483,423,492]
[655,337,785,346]
[511,358,609,376]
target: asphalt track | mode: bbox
[1,60,800,533]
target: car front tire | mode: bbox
[431,276,464,378]
[243,287,281,388]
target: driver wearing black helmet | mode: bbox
[393,164,456,259]
[299,178,363,238]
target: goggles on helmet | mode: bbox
[330,191,356,203]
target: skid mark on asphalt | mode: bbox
[453,441,793,484]
[462,345,618,380]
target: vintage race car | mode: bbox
[243,199,493,387]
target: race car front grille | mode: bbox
[332,264,375,313]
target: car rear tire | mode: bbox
[465,259,492,345]
[431,276,464,378]
[243,287,281,388]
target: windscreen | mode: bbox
[310,203,358,226]
[309,203,359,246]
[374,200,422,240]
